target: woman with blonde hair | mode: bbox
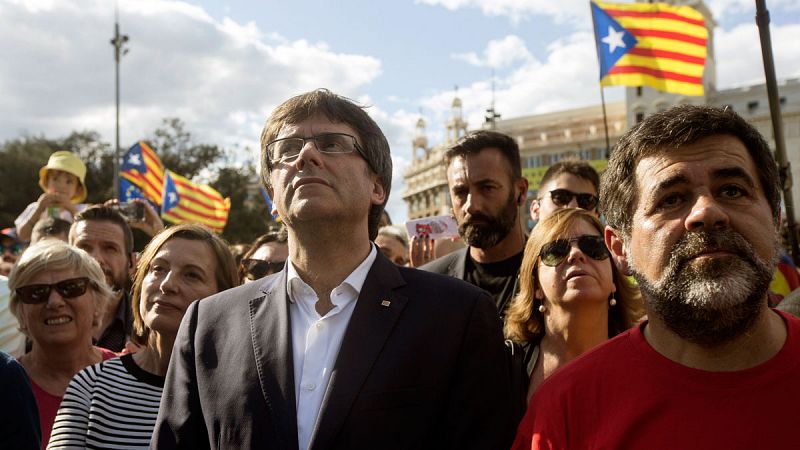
[505,208,643,416]
[48,224,239,449]
[8,240,116,449]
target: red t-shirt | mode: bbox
[512,310,800,450]
[27,347,116,449]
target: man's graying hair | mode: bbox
[600,105,781,239]
[259,89,392,240]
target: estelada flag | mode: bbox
[161,170,230,233]
[591,1,708,96]
[120,141,165,205]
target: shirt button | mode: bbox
[302,383,316,391]
[316,322,323,330]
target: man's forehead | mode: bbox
[541,173,597,195]
[71,220,125,243]
[277,116,358,138]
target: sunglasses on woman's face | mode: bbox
[539,235,609,267]
[15,277,93,304]
[241,258,285,281]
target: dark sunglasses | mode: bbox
[15,277,94,304]
[539,235,609,267]
[241,258,285,281]
[543,189,599,211]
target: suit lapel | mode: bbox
[248,272,299,450]
[309,254,408,449]
[451,246,469,279]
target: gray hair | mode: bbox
[8,240,113,334]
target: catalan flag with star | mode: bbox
[591,1,708,96]
[120,141,165,205]
[161,170,230,232]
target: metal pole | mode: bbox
[599,86,611,158]
[110,6,128,199]
[755,0,800,264]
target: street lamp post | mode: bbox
[110,9,129,199]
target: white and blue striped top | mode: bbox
[47,354,165,450]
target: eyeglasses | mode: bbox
[540,189,599,211]
[266,133,369,164]
[15,277,94,304]
[539,235,609,267]
[241,258,285,281]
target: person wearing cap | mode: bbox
[15,151,88,242]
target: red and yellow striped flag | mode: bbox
[120,141,165,205]
[161,170,230,233]
[592,1,708,96]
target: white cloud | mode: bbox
[416,0,596,24]
[451,35,534,68]
[0,0,381,165]
[715,22,800,88]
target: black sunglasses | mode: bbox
[15,277,94,305]
[241,258,285,281]
[539,235,609,267]
[542,189,599,211]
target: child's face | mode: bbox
[46,169,81,199]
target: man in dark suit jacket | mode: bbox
[420,131,528,317]
[151,89,513,450]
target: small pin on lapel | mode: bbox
[381,300,391,307]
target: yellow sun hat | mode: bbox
[38,151,88,203]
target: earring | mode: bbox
[609,292,617,307]
[538,304,546,313]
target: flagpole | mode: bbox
[590,1,612,158]
[755,0,799,264]
[110,2,129,199]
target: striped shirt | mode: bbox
[47,354,164,449]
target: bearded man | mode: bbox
[420,130,528,317]
[511,105,800,450]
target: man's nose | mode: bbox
[684,194,730,232]
[293,140,323,170]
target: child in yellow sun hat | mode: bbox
[14,151,88,241]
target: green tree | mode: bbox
[0,131,112,227]
[211,164,276,245]
[149,118,224,179]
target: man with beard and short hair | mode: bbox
[511,105,800,450]
[69,205,135,352]
[420,130,528,317]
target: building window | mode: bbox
[589,125,597,136]
[635,111,645,124]
[540,132,548,142]
[636,86,643,97]
[564,129,572,139]
[748,100,759,113]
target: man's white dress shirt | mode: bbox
[286,245,377,450]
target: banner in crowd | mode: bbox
[161,170,230,232]
[591,1,708,96]
[120,141,165,205]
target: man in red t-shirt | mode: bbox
[513,105,800,450]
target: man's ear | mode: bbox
[371,178,387,206]
[530,200,540,222]
[605,225,630,276]
[128,252,139,275]
[516,177,529,206]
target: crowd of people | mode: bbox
[1,89,799,449]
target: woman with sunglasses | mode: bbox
[7,240,117,449]
[239,229,288,282]
[504,208,643,417]
[47,224,239,449]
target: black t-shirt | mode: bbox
[464,250,523,317]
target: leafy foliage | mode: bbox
[0,121,276,244]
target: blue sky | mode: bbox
[1,0,799,223]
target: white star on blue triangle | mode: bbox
[592,2,638,79]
